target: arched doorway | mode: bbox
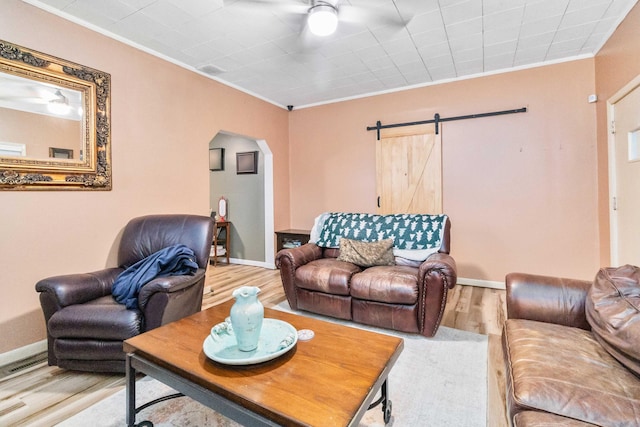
[209,131,274,268]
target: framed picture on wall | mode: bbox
[209,148,224,171]
[236,151,258,174]
[49,147,73,159]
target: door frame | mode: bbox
[607,74,640,265]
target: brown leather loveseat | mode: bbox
[502,266,640,426]
[276,212,457,337]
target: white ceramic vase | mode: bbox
[230,286,264,352]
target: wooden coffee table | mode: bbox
[123,300,404,426]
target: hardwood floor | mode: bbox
[0,264,508,426]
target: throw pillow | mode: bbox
[337,237,395,268]
[586,264,640,376]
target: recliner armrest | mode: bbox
[419,252,457,288]
[138,268,206,309]
[506,272,592,330]
[35,268,122,314]
[275,243,323,269]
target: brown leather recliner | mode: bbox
[35,214,215,373]
[275,217,457,337]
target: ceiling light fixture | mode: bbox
[307,2,338,37]
[47,89,70,115]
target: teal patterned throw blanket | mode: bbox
[313,213,448,260]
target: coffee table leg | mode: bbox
[368,379,392,424]
[381,381,392,424]
[126,354,136,427]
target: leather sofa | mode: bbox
[35,214,215,373]
[275,213,457,337]
[502,267,640,426]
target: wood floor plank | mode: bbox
[0,263,508,426]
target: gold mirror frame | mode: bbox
[0,40,111,190]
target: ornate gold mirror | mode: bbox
[0,40,111,190]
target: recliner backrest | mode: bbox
[118,214,214,269]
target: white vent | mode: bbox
[197,64,226,75]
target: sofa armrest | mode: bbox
[35,268,122,321]
[418,253,458,337]
[275,243,323,310]
[506,272,592,330]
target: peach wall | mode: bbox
[289,60,599,282]
[0,107,79,158]
[0,1,290,353]
[594,3,640,266]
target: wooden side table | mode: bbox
[275,229,311,252]
[211,221,230,266]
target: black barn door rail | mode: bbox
[367,107,527,139]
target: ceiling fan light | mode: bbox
[308,4,338,37]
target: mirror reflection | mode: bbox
[0,72,84,161]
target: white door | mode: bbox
[610,77,640,266]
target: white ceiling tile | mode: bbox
[445,17,482,40]
[380,35,418,53]
[522,0,570,23]
[141,0,195,27]
[455,59,484,75]
[554,22,599,42]
[518,15,563,38]
[483,8,525,32]
[603,0,638,18]
[560,4,611,27]
[62,0,136,27]
[484,39,518,57]
[391,50,423,66]
[452,47,483,63]
[440,0,482,25]
[417,41,451,58]
[410,27,448,46]
[484,52,514,70]
[483,26,521,45]
[118,0,157,10]
[483,0,526,16]
[513,46,548,65]
[166,0,224,17]
[516,31,555,50]
[428,63,457,80]
[406,10,445,35]
[449,34,483,52]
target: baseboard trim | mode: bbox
[225,258,276,270]
[0,339,47,367]
[457,277,505,290]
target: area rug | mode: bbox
[58,303,487,426]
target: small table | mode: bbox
[211,221,230,266]
[124,300,403,426]
[275,229,310,252]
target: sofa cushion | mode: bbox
[503,318,640,426]
[295,258,361,296]
[337,237,395,267]
[586,264,640,377]
[350,266,419,304]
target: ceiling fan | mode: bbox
[226,0,408,38]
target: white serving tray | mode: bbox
[203,318,297,365]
